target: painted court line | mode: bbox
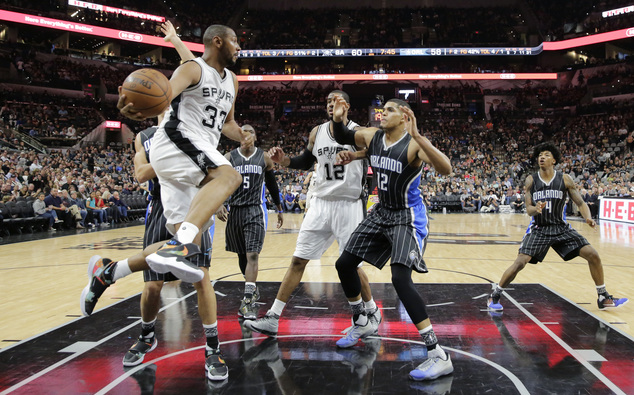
[0,290,198,395]
[506,292,626,395]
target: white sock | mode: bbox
[364,298,377,313]
[427,344,447,360]
[174,222,199,244]
[112,259,131,281]
[270,299,286,317]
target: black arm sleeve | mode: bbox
[332,120,356,146]
[288,149,317,170]
[264,170,281,207]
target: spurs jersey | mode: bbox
[529,171,568,229]
[162,57,235,148]
[310,120,363,200]
[368,130,422,209]
[138,126,159,197]
[227,148,266,206]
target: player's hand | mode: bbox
[117,87,146,121]
[276,212,283,228]
[161,20,177,43]
[332,96,349,123]
[268,147,286,164]
[401,106,420,138]
[586,218,597,229]
[335,150,355,165]
[240,129,255,148]
[215,205,228,222]
[535,201,547,214]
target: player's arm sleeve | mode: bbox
[332,120,356,146]
[288,149,317,170]
[264,170,282,207]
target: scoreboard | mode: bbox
[239,46,541,58]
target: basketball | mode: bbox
[120,68,172,118]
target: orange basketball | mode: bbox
[120,68,172,118]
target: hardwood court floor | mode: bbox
[0,212,632,350]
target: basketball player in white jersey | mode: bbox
[118,22,251,381]
[245,90,380,337]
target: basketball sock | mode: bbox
[203,322,219,351]
[244,282,256,300]
[596,284,608,297]
[364,298,377,313]
[112,259,131,282]
[419,325,440,352]
[141,318,156,342]
[270,299,286,317]
[174,222,199,244]
[349,298,367,326]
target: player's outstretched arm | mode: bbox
[335,149,367,165]
[162,20,196,62]
[401,106,451,176]
[331,96,375,148]
[564,174,596,228]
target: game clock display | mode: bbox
[239,46,541,58]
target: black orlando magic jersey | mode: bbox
[530,171,568,228]
[227,147,266,206]
[368,130,422,210]
[138,126,159,197]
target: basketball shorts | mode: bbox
[149,127,231,234]
[143,197,214,282]
[293,197,364,261]
[519,225,590,264]
[345,203,429,273]
[225,203,268,254]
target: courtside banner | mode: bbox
[0,10,204,52]
[599,197,634,224]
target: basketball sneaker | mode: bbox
[244,311,279,337]
[252,285,260,302]
[123,337,158,367]
[146,239,203,283]
[487,294,504,311]
[597,295,629,310]
[205,348,229,381]
[409,349,453,381]
[336,317,378,348]
[368,306,382,333]
[238,298,257,320]
[80,255,115,316]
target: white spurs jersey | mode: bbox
[310,120,364,200]
[161,57,235,148]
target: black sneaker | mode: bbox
[123,337,158,367]
[80,256,115,316]
[146,239,203,283]
[205,348,229,381]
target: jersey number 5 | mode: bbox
[202,105,228,132]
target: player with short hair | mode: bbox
[245,90,380,337]
[331,96,454,381]
[222,124,284,319]
[487,142,628,312]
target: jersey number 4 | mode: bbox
[202,105,228,132]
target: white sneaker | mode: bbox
[336,316,378,348]
[409,350,453,381]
